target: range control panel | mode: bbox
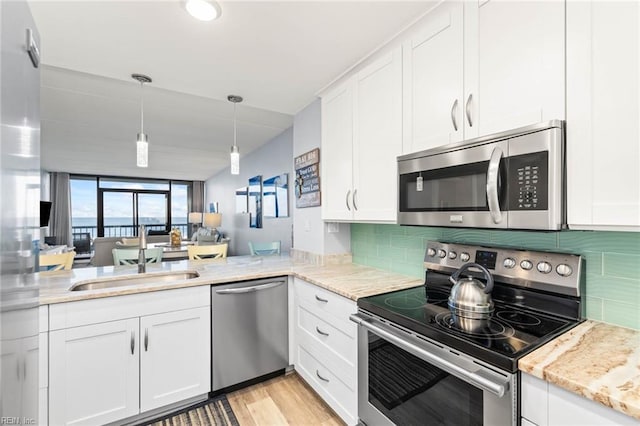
[424,241,582,297]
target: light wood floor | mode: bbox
[227,372,345,426]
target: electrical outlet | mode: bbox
[327,222,339,233]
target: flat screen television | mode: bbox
[40,201,52,227]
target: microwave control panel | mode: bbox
[507,151,548,210]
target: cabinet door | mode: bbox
[140,307,210,412]
[1,339,23,417]
[466,0,565,137]
[22,335,39,423]
[49,319,139,426]
[321,81,354,221]
[567,1,640,229]
[353,48,402,222]
[403,1,464,154]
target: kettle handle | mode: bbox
[449,262,494,294]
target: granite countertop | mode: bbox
[519,320,640,420]
[37,255,423,305]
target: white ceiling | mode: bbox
[30,0,435,180]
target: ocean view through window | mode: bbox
[71,176,191,240]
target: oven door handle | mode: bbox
[486,146,503,224]
[350,313,508,398]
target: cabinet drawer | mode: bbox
[296,344,357,426]
[294,278,357,330]
[297,304,356,366]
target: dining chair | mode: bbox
[248,241,281,256]
[112,248,163,265]
[187,244,228,260]
[40,251,76,272]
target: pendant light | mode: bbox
[132,73,152,168]
[228,95,243,175]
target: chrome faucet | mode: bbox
[138,224,147,273]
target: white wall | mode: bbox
[205,127,293,256]
[292,99,351,255]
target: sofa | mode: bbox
[91,235,172,266]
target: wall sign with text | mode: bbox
[294,148,320,208]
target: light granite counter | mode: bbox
[519,320,640,421]
[37,255,423,305]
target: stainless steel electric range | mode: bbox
[351,241,584,426]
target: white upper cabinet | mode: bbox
[465,0,565,137]
[566,1,640,230]
[353,49,402,222]
[322,82,354,221]
[402,0,565,155]
[402,1,464,153]
[322,47,402,222]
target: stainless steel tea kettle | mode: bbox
[448,262,495,321]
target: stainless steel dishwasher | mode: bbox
[211,276,288,391]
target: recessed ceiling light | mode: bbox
[184,0,222,21]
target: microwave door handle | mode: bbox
[486,147,503,224]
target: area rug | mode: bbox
[368,339,447,410]
[143,395,239,426]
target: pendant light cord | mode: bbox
[140,81,145,134]
[233,101,237,148]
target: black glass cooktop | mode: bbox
[357,273,580,372]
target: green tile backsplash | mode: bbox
[351,224,640,330]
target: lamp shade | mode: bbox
[203,212,222,228]
[188,212,203,224]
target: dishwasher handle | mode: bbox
[215,280,285,294]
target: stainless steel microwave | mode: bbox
[397,120,565,230]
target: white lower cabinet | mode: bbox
[293,278,358,425]
[48,287,211,426]
[49,319,140,425]
[140,307,210,412]
[521,373,638,426]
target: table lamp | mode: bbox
[188,212,203,238]
[203,213,222,230]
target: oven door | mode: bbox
[397,140,509,228]
[351,312,517,426]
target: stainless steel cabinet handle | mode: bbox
[144,328,149,352]
[315,295,328,303]
[486,147,503,224]
[465,93,473,127]
[315,326,329,337]
[345,190,351,211]
[450,99,459,131]
[216,281,285,294]
[316,370,330,383]
[130,330,135,355]
[350,313,508,397]
[353,189,358,211]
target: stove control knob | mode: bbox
[503,258,516,269]
[437,249,447,258]
[427,248,436,257]
[448,251,457,260]
[520,260,533,270]
[460,252,470,262]
[556,264,573,277]
[537,261,552,274]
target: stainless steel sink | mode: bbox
[70,271,200,291]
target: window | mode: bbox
[70,176,192,239]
